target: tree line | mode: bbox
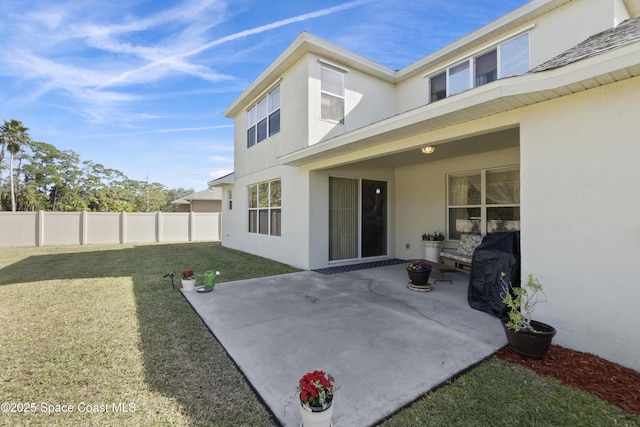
[0,119,194,212]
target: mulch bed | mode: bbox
[497,344,640,416]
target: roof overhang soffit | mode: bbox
[208,173,235,187]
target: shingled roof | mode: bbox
[170,187,222,205]
[183,187,222,201]
[532,16,640,72]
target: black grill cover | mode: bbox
[468,231,520,318]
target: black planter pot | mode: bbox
[502,319,556,359]
[407,269,431,285]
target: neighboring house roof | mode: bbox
[184,187,222,201]
[170,198,190,206]
[170,187,222,205]
[532,16,640,72]
[208,172,235,187]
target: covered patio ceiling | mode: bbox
[337,127,520,169]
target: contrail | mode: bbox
[187,0,377,56]
[98,0,377,88]
[80,124,233,138]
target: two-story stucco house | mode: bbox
[212,0,640,371]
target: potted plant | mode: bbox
[422,231,444,262]
[421,231,445,241]
[296,370,337,427]
[407,260,432,286]
[499,273,556,358]
[181,269,196,292]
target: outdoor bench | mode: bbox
[439,234,484,273]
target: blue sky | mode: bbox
[0,0,529,190]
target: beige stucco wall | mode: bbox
[190,200,221,213]
[223,163,399,271]
[394,147,520,261]
[519,76,640,371]
[232,53,396,179]
[221,165,311,270]
[220,184,233,240]
[307,165,397,269]
[307,55,396,144]
[173,200,221,213]
[390,75,640,371]
[615,0,634,24]
[232,56,310,177]
[529,0,625,67]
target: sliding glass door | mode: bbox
[329,177,387,261]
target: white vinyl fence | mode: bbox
[0,211,220,247]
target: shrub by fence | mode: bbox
[0,211,220,247]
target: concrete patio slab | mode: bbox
[182,263,507,426]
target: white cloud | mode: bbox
[178,142,235,153]
[207,155,234,163]
[30,9,67,30]
[208,168,234,179]
[99,0,378,88]
[1,0,379,124]
[0,0,232,119]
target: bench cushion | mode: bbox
[439,234,484,265]
[456,234,484,257]
[440,252,473,264]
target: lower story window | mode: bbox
[447,167,520,240]
[248,179,281,236]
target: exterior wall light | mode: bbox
[421,146,435,154]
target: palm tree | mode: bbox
[1,119,30,212]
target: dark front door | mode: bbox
[361,180,387,258]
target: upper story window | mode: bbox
[475,50,497,86]
[429,33,529,103]
[321,65,345,124]
[247,86,280,148]
[449,61,471,96]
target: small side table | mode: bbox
[425,260,456,284]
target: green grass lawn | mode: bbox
[1,243,638,427]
